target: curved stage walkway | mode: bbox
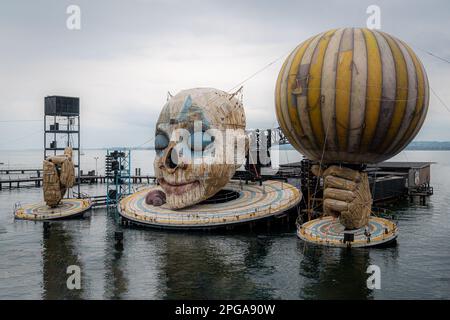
[14,198,92,221]
[119,180,301,229]
[297,216,398,247]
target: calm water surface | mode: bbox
[0,150,449,299]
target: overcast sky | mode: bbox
[1,0,450,150]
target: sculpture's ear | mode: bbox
[167,91,173,101]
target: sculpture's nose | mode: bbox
[161,143,179,171]
[165,146,178,169]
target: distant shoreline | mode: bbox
[405,147,450,150]
[405,141,450,150]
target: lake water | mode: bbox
[0,149,449,299]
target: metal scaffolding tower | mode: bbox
[44,96,81,197]
[105,148,131,208]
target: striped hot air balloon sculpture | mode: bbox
[275,28,429,164]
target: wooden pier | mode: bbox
[0,169,43,175]
[0,173,156,190]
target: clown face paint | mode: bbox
[154,88,246,209]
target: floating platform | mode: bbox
[14,198,92,221]
[118,180,301,229]
[297,216,398,248]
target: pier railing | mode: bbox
[0,174,156,190]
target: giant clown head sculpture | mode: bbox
[153,88,246,209]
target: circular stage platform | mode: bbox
[14,198,92,221]
[118,180,301,229]
[297,216,398,248]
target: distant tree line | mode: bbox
[406,141,450,150]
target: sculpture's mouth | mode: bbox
[159,178,200,196]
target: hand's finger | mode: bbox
[324,175,357,191]
[324,165,361,182]
[324,198,348,212]
[324,188,355,202]
[323,203,340,218]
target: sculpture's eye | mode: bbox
[189,131,214,151]
[155,133,169,155]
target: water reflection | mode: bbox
[298,243,373,299]
[158,233,274,299]
[1,150,449,299]
[103,221,128,299]
[42,223,84,299]
[36,206,400,300]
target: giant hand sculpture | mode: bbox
[312,165,372,229]
[43,147,75,207]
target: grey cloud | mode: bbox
[1,0,450,149]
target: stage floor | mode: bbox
[14,198,92,221]
[119,180,301,229]
[297,215,398,247]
